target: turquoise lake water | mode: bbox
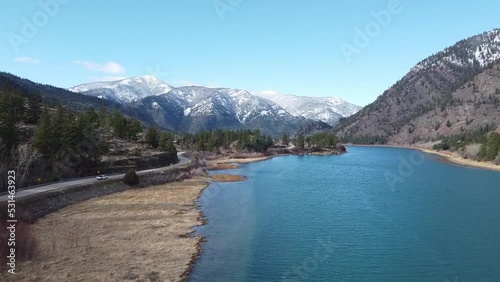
[189,146,500,281]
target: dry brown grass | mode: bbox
[208,163,239,170]
[215,156,271,164]
[2,180,208,282]
[209,174,246,182]
[0,213,38,273]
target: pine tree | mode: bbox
[485,132,500,161]
[296,134,305,149]
[34,109,53,155]
[110,109,128,138]
[282,133,289,146]
[145,127,159,148]
[24,92,42,125]
[0,90,25,152]
[128,120,143,140]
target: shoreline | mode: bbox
[183,156,271,280]
[5,179,211,282]
[349,144,500,172]
[4,155,268,282]
[7,152,352,281]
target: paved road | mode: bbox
[0,152,191,202]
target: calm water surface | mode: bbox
[189,146,500,281]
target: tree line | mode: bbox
[0,87,177,191]
[432,123,496,150]
[179,129,274,153]
[478,132,500,162]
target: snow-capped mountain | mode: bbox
[257,92,362,125]
[337,28,500,144]
[410,29,500,74]
[69,76,349,135]
[68,75,174,103]
[131,86,323,136]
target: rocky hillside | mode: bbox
[337,29,500,144]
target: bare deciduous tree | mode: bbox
[11,144,40,188]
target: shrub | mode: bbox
[123,169,140,185]
[494,155,500,166]
[463,144,482,160]
[0,207,38,271]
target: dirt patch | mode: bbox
[209,174,246,182]
[2,179,208,282]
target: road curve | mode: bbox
[0,152,191,203]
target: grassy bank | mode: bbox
[1,180,210,282]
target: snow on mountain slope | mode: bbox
[68,75,174,103]
[133,86,314,135]
[70,76,341,134]
[257,92,362,125]
[410,29,500,73]
[167,87,297,122]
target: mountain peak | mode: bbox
[257,92,361,124]
[69,75,174,103]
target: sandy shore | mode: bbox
[416,147,500,172]
[4,179,209,282]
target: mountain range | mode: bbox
[4,28,500,142]
[1,72,355,137]
[67,76,361,136]
[337,28,500,144]
[257,92,361,125]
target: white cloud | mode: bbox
[73,60,126,74]
[259,90,279,95]
[14,57,41,64]
[252,90,280,96]
[88,76,127,82]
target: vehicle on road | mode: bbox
[96,174,108,180]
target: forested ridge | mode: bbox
[0,83,177,192]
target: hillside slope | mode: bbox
[336,29,500,144]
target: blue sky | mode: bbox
[1,0,499,106]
